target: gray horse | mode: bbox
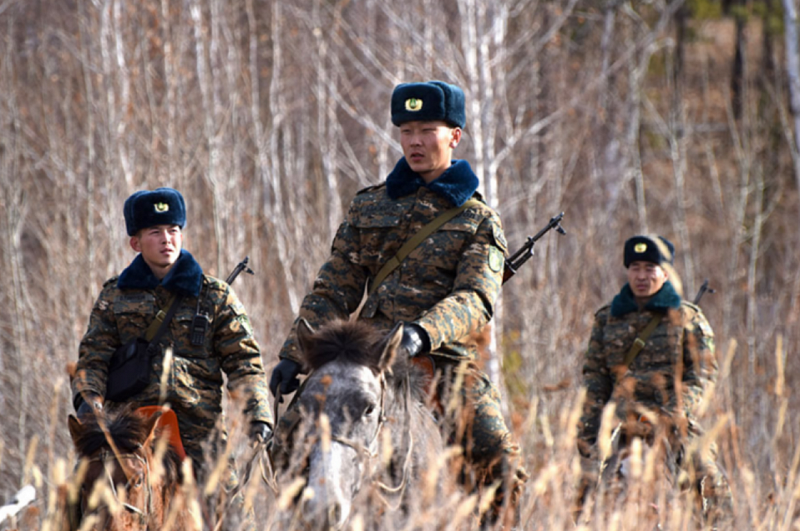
[278,319,445,529]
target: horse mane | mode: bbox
[73,404,183,484]
[302,320,431,404]
[302,320,388,373]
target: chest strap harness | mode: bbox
[368,199,481,295]
[622,314,662,368]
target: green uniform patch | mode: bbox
[488,246,504,272]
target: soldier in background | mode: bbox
[71,187,272,527]
[576,234,732,525]
[269,80,527,526]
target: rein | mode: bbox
[374,371,414,499]
[320,370,415,505]
[330,372,388,459]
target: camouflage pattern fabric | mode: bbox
[579,300,716,446]
[277,179,523,495]
[278,183,506,363]
[72,274,272,466]
[578,282,731,523]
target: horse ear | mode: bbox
[296,318,316,359]
[377,322,403,372]
[68,415,83,443]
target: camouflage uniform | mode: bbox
[72,250,273,468]
[578,280,731,522]
[278,158,524,503]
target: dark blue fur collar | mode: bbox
[117,250,204,298]
[610,280,682,317]
[386,158,479,207]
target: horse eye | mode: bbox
[363,404,376,417]
[131,474,144,489]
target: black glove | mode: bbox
[75,394,104,419]
[269,359,302,398]
[249,421,273,443]
[400,323,431,358]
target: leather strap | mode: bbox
[368,199,480,295]
[144,294,182,343]
[622,314,661,368]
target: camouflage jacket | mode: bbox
[72,250,272,430]
[578,280,717,449]
[279,158,508,364]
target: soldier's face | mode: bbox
[399,120,461,183]
[130,224,183,277]
[627,261,668,299]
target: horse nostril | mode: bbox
[328,502,342,526]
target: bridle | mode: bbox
[323,370,415,503]
[329,372,388,460]
[82,445,154,528]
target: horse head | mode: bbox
[67,405,184,531]
[291,319,440,529]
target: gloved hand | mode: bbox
[269,359,302,398]
[400,322,431,358]
[75,393,104,419]
[249,421,273,444]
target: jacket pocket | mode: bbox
[113,295,156,342]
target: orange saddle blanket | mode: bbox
[135,406,187,460]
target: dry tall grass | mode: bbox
[1,1,799,529]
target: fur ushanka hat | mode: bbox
[123,187,186,236]
[391,81,466,129]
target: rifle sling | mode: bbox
[622,314,662,368]
[144,294,182,343]
[368,199,481,296]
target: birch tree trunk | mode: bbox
[782,0,800,217]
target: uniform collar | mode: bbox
[610,280,682,317]
[385,157,479,207]
[117,249,204,297]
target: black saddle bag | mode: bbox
[104,295,183,402]
[106,339,155,402]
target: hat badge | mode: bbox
[634,242,647,253]
[405,98,423,112]
[154,202,169,213]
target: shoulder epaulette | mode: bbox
[594,303,611,317]
[681,300,702,313]
[102,276,120,288]
[203,275,228,292]
[356,183,386,195]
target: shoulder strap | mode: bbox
[622,314,661,368]
[144,294,183,343]
[368,199,481,295]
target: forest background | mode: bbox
[0,0,799,528]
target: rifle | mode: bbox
[226,256,255,285]
[503,212,566,284]
[693,279,715,305]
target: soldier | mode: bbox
[71,187,272,525]
[269,80,526,526]
[576,234,732,524]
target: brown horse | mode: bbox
[67,405,198,531]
